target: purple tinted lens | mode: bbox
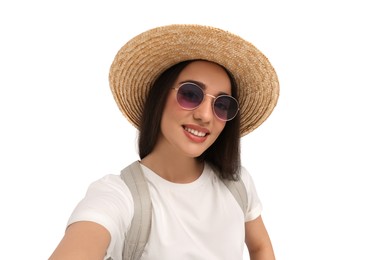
[214,96,239,121]
[176,83,203,109]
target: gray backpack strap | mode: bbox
[222,178,248,215]
[120,161,152,260]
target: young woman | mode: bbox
[49,24,279,260]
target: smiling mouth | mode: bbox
[184,126,207,137]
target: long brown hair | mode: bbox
[138,60,241,180]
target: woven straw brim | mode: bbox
[109,24,279,136]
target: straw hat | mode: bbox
[109,24,279,136]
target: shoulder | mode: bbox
[238,165,264,222]
[80,174,134,210]
[236,165,253,191]
[72,174,134,221]
[87,174,132,196]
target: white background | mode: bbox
[1,0,389,259]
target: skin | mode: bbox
[49,61,275,260]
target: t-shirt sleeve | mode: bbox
[67,174,133,259]
[240,167,263,222]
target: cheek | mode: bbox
[162,94,183,119]
[213,121,227,138]
[160,93,188,131]
[168,93,181,111]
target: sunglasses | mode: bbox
[172,82,239,121]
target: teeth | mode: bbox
[184,127,206,137]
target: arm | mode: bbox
[245,215,275,260]
[49,221,110,260]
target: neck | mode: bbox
[140,142,204,184]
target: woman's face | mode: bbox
[158,60,231,158]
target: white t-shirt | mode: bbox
[68,163,262,260]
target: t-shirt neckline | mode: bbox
[139,162,212,191]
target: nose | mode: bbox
[193,95,214,122]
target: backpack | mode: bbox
[116,161,248,260]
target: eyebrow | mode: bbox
[179,80,230,96]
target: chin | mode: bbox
[181,147,208,159]
[185,152,204,159]
[190,147,212,159]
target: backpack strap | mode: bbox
[120,161,152,260]
[221,177,248,215]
